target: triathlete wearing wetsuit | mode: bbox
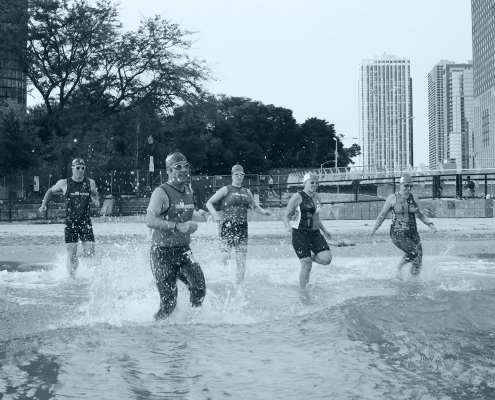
[150,183,206,317]
[292,191,329,259]
[65,178,95,243]
[390,192,423,273]
[219,185,254,248]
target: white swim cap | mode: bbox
[303,173,318,183]
[400,174,414,184]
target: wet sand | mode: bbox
[1,218,494,268]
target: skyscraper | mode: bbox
[472,0,495,168]
[358,54,414,172]
[0,0,27,105]
[428,61,474,170]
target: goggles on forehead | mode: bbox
[171,162,190,171]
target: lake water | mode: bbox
[1,231,495,399]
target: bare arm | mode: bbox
[146,187,174,231]
[39,179,66,212]
[283,193,301,233]
[205,186,228,222]
[191,210,207,222]
[315,195,331,238]
[318,220,332,239]
[370,195,394,236]
[413,194,436,231]
[89,179,100,207]
[247,189,271,216]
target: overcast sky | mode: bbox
[30,0,473,167]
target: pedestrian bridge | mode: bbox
[287,165,495,186]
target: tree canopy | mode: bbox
[0,0,360,180]
[0,0,212,176]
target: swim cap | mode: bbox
[165,152,188,168]
[231,164,244,174]
[303,172,318,183]
[71,158,85,167]
[400,174,414,184]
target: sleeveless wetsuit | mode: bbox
[150,183,205,319]
[390,192,423,273]
[291,191,329,259]
[219,185,254,248]
[64,178,94,243]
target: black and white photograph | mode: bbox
[1,0,495,398]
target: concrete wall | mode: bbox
[247,198,493,221]
[2,198,493,222]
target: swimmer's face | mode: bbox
[71,165,85,179]
[304,180,318,192]
[232,172,245,184]
[402,183,413,192]
[168,162,190,183]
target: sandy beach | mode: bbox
[1,217,494,265]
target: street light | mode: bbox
[320,160,334,174]
[148,135,154,189]
[334,137,338,169]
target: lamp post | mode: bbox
[334,137,338,169]
[148,135,154,190]
[320,160,334,174]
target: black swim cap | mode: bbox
[165,152,188,168]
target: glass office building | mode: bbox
[358,54,414,172]
[428,61,474,170]
[472,0,495,168]
[0,0,27,105]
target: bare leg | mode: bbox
[396,257,409,280]
[66,243,78,278]
[299,257,312,288]
[311,250,332,266]
[81,241,95,258]
[220,250,230,267]
[234,243,248,285]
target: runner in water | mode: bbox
[38,158,100,278]
[206,164,272,284]
[283,172,332,288]
[146,152,207,320]
[370,174,436,279]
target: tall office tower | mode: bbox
[358,54,414,172]
[428,61,474,170]
[0,0,27,105]
[472,0,495,168]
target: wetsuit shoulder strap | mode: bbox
[65,178,72,200]
[158,184,172,215]
[224,185,233,197]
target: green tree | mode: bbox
[0,0,212,175]
[0,101,41,175]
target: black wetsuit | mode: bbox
[150,183,206,319]
[390,192,423,274]
[219,185,254,250]
[65,178,94,244]
[291,191,329,259]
